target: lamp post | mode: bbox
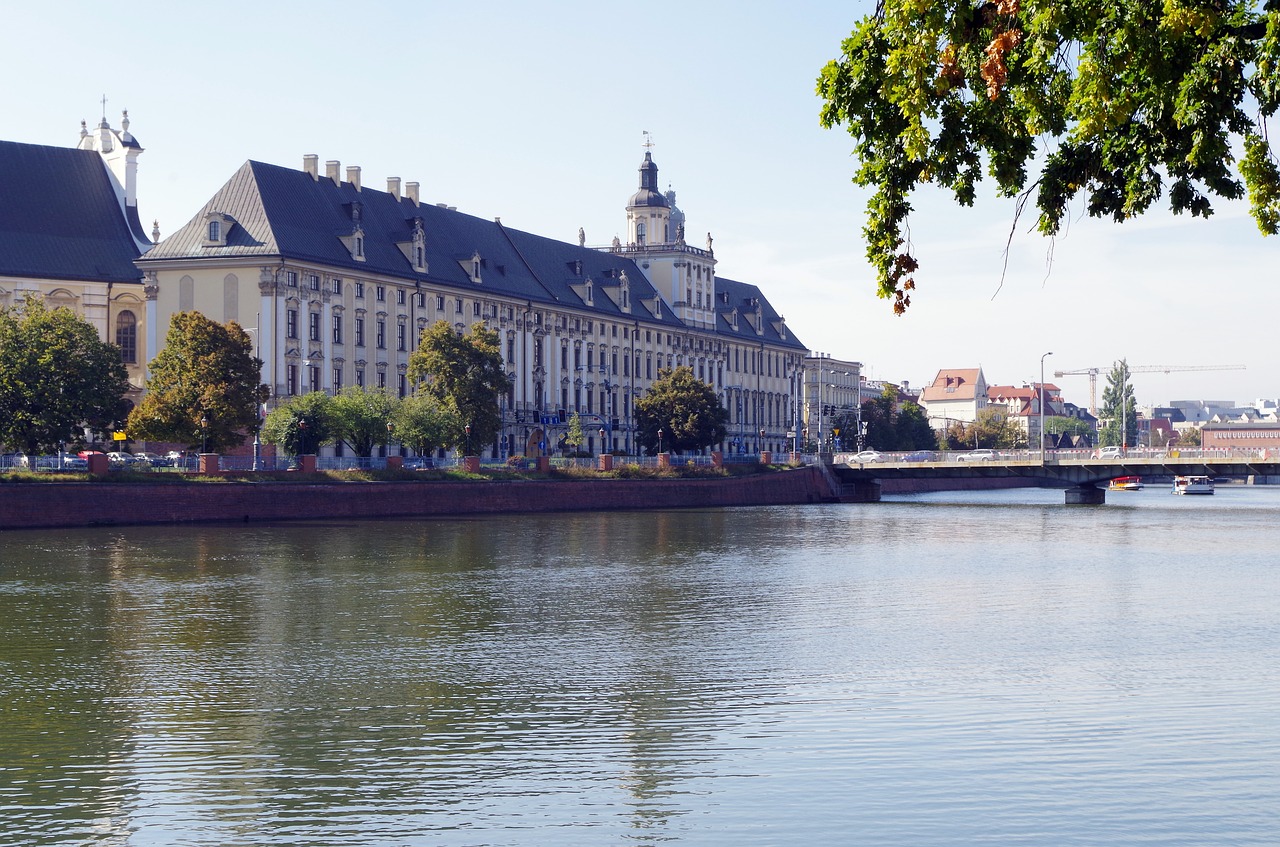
[298,418,307,456]
[1040,351,1053,464]
[657,428,663,456]
[599,427,606,455]
[200,415,209,455]
[386,421,394,460]
[465,424,472,457]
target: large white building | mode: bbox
[139,150,809,458]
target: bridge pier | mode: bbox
[840,480,882,503]
[1065,484,1106,506]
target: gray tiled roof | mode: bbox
[0,140,145,284]
[142,159,806,350]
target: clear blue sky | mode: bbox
[8,0,1276,406]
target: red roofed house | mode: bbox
[987,382,1065,449]
[919,368,988,430]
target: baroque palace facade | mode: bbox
[138,148,809,458]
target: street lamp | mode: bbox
[599,427,606,455]
[298,418,307,456]
[465,424,472,457]
[1040,351,1053,464]
[200,415,209,455]
[657,428,663,456]
[759,428,766,453]
[386,421,394,460]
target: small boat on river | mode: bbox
[1109,476,1144,491]
[1172,475,1215,495]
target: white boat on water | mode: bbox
[1172,475,1214,495]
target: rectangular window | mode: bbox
[534,338,543,368]
[309,312,320,342]
[309,274,320,291]
[455,297,463,314]
[473,301,481,317]
[355,368,365,388]
[561,344,568,369]
[376,286,386,302]
[333,314,343,344]
[286,309,298,339]
[377,371,386,389]
[507,337,515,362]
[397,323,406,351]
[287,363,298,396]
[333,368,342,393]
[435,294,444,310]
[574,346,582,370]
[376,320,386,350]
[398,374,407,398]
[333,278,342,295]
[415,292,424,307]
[355,317,365,347]
[612,352,618,375]
[587,348,593,371]
[355,281,365,298]
[286,271,298,288]
[397,289,406,306]
[308,365,320,393]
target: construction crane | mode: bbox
[1053,364,1246,415]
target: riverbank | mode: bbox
[0,467,837,529]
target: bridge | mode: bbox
[827,449,1280,504]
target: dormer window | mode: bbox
[341,226,367,262]
[202,212,232,247]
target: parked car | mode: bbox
[106,451,141,467]
[1096,445,1125,459]
[403,456,435,470]
[852,450,883,463]
[133,451,167,467]
[958,448,998,462]
[903,450,937,462]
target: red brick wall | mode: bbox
[0,469,834,530]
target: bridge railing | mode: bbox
[833,446,1279,465]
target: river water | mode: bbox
[2,485,1278,846]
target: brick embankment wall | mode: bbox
[0,468,835,530]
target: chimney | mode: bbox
[303,154,319,180]
[325,160,340,185]
[405,181,420,206]
[387,177,401,200]
[346,165,361,191]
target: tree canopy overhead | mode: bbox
[818,0,1280,313]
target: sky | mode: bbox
[6,0,1275,408]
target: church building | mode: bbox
[0,112,153,401]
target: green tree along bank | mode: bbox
[847,384,938,452]
[0,298,129,454]
[818,1,1280,312]
[127,312,267,453]
[635,366,728,455]
[407,321,512,453]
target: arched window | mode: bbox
[116,311,138,363]
[208,220,221,242]
[636,220,646,246]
